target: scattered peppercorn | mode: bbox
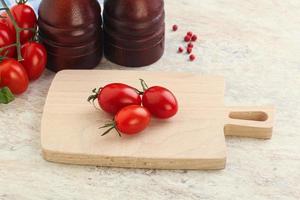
[172,25,178,31]
[188,43,194,48]
[172,25,199,61]
[191,35,197,42]
[187,31,193,36]
[178,46,184,53]
[189,54,196,61]
[184,35,191,42]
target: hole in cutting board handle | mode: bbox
[229,111,268,122]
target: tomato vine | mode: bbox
[0,0,35,61]
[0,0,33,104]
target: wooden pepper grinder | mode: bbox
[38,0,103,72]
[103,0,165,67]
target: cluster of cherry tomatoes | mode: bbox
[0,1,47,102]
[88,79,178,136]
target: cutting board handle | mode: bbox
[224,106,274,139]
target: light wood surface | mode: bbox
[225,106,274,139]
[41,70,273,170]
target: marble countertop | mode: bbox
[1,0,300,199]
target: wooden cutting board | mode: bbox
[41,70,274,170]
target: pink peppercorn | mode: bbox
[188,43,194,48]
[172,25,178,31]
[190,54,196,61]
[184,35,191,42]
[191,35,198,42]
[187,31,193,36]
[178,46,184,53]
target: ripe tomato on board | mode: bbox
[0,58,29,94]
[88,83,142,115]
[101,105,151,136]
[140,80,178,119]
[3,3,37,44]
[0,23,16,57]
[21,42,47,80]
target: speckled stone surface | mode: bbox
[1,0,300,199]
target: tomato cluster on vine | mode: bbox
[0,0,47,104]
[88,79,178,137]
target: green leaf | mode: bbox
[0,87,15,104]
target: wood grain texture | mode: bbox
[41,70,273,169]
[225,106,274,139]
[41,70,227,169]
[1,0,298,198]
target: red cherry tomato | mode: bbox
[4,3,37,43]
[21,42,47,80]
[88,83,142,115]
[142,85,178,119]
[115,105,151,135]
[0,23,16,57]
[0,58,29,94]
[101,105,151,136]
[0,13,13,33]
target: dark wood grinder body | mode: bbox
[38,0,103,72]
[103,0,165,67]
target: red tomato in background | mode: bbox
[0,23,16,57]
[142,86,178,119]
[0,58,29,94]
[0,12,11,28]
[3,3,37,44]
[89,83,142,115]
[21,42,47,80]
[114,105,151,135]
[0,12,9,27]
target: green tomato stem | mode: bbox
[15,0,28,4]
[139,79,149,92]
[0,43,17,52]
[99,121,121,137]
